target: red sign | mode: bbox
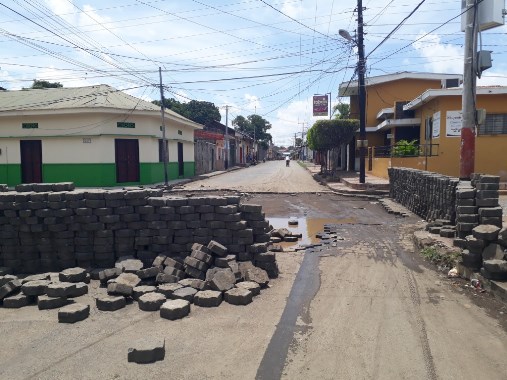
[313,95,328,116]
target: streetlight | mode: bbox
[339,2,367,184]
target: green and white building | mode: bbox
[0,85,202,187]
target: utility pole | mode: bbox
[328,92,332,120]
[225,105,229,170]
[357,0,367,184]
[460,0,477,179]
[159,67,168,186]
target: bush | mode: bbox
[392,139,418,157]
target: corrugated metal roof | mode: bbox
[0,84,201,128]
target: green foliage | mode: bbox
[232,114,273,144]
[332,103,350,119]
[420,246,460,268]
[392,139,418,157]
[306,119,358,151]
[152,98,221,125]
[28,80,63,89]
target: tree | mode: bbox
[232,114,272,147]
[307,119,358,173]
[28,80,63,89]
[332,103,350,119]
[295,137,302,147]
[152,98,221,125]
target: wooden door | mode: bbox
[177,142,184,177]
[20,140,42,183]
[115,139,139,183]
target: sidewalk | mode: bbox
[301,161,390,196]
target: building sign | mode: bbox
[432,111,440,138]
[446,111,463,137]
[313,95,328,116]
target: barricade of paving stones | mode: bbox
[0,186,279,276]
[388,168,459,223]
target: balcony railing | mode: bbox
[371,143,440,158]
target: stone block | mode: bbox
[133,285,157,301]
[254,251,276,263]
[59,267,87,283]
[245,267,269,288]
[184,266,205,280]
[128,340,165,364]
[58,303,90,323]
[482,243,506,261]
[215,255,237,268]
[21,280,51,296]
[207,240,228,257]
[38,295,71,310]
[69,282,88,297]
[475,198,499,207]
[3,292,34,308]
[239,204,262,213]
[96,295,126,311]
[472,224,500,241]
[136,267,161,280]
[461,250,482,269]
[482,259,507,280]
[194,290,223,307]
[478,207,503,217]
[184,256,209,272]
[157,283,183,297]
[163,257,184,270]
[236,281,261,296]
[138,292,166,311]
[107,282,133,297]
[98,268,122,283]
[209,269,236,292]
[152,255,167,267]
[46,282,77,298]
[163,266,186,278]
[115,257,144,273]
[171,287,198,302]
[190,250,213,265]
[224,288,253,305]
[160,299,191,320]
[116,272,141,288]
[156,273,180,284]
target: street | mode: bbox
[1,163,507,380]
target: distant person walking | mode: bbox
[286,155,290,167]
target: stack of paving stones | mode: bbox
[0,186,278,277]
[388,168,458,223]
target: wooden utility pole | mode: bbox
[460,0,477,179]
[357,0,367,184]
[225,105,229,169]
[159,67,168,186]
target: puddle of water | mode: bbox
[268,217,356,247]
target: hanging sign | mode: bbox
[313,95,328,116]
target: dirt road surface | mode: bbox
[180,160,327,193]
[1,166,507,380]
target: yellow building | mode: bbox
[339,72,462,171]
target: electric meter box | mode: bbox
[461,0,505,32]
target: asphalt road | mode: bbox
[1,165,507,379]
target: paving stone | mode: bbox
[58,303,90,323]
[194,290,223,307]
[116,273,141,288]
[152,255,167,267]
[482,243,506,261]
[59,267,87,283]
[235,281,261,296]
[115,257,144,273]
[482,259,507,280]
[160,299,191,320]
[238,261,256,279]
[96,295,126,311]
[46,282,77,298]
[107,282,134,297]
[21,280,51,296]
[461,250,482,269]
[163,257,184,270]
[0,279,21,300]
[184,266,205,280]
[3,292,34,308]
[245,267,269,288]
[20,273,51,284]
[215,255,237,268]
[207,240,228,257]
[157,283,184,297]
[133,285,156,301]
[171,287,198,302]
[69,282,89,297]
[254,252,276,263]
[38,295,71,310]
[98,268,122,284]
[472,224,501,241]
[209,269,236,292]
[224,288,253,305]
[138,292,166,311]
[136,267,161,280]
[190,250,214,265]
[128,340,165,363]
[156,273,180,284]
[163,266,186,278]
[191,243,210,254]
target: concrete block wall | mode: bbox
[0,187,272,274]
[388,168,459,223]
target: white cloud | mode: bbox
[413,32,463,73]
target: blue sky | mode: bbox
[1,0,506,146]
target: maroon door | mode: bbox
[115,139,140,183]
[20,140,42,183]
